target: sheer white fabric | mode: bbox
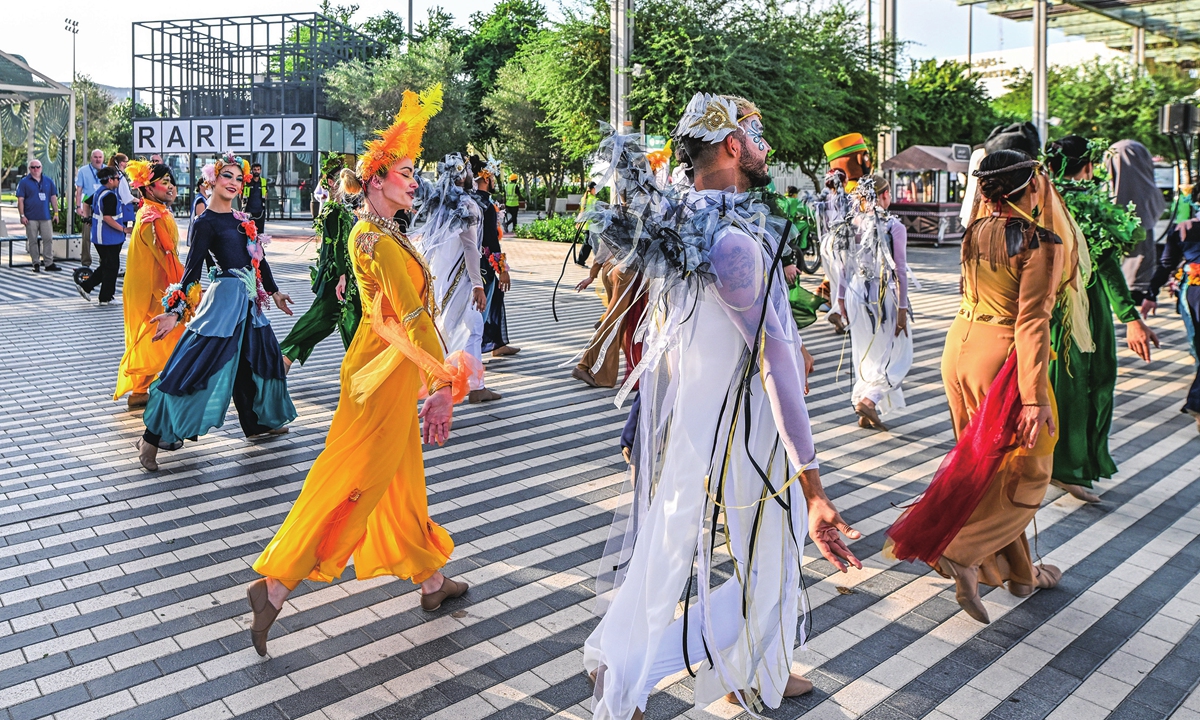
[585,191,814,720]
[840,214,913,415]
[416,199,485,387]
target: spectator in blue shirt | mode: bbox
[15,160,60,273]
[74,148,106,267]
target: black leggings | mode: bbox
[82,242,123,302]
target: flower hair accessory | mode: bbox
[673,93,739,143]
[202,152,251,184]
[126,160,154,189]
[359,84,444,179]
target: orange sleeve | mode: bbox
[371,237,445,382]
[1014,236,1063,406]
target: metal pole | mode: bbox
[878,0,897,161]
[1133,26,1146,71]
[67,89,76,236]
[609,0,618,131]
[408,0,413,41]
[967,4,973,75]
[1032,0,1048,148]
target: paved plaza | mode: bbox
[0,234,1199,720]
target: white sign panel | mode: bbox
[220,119,251,153]
[282,118,315,151]
[133,121,162,154]
[160,120,191,153]
[191,119,221,153]
[252,118,284,153]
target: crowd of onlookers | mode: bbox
[9,150,271,302]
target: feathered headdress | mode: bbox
[646,139,673,173]
[476,156,501,183]
[360,84,444,179]
[126,160,154,188]
[202,152,250,185]
[673,93,739,143]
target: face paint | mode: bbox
[747,117,767,153]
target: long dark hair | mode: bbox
[975,150,1037,203]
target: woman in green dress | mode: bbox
[281,156,363,372]
[1046,136,1159,503]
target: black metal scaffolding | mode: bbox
[132,13,382,120]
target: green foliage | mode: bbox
[513,215,580,242]
[896,59,1001,148]
[360,10,408,47]
[1055,171,1146,261]
[463,0,548,144]
[483,59,568,185]
[992,60,1200,156]
[325,37,475,165]
[107,98,156,157]
[515,6,610,163]
[73,76,116,161]
[626,0,892,182]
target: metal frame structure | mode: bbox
[132,13,381,120]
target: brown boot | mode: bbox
[136,439,158,472]
[420,577,469,611]
[939,556,989,624]
[572,365,600,387]
[127,392,150,409]
[491,345,520,357]
[469,387,503,403]
[247,578,282,657]
[1010,564,1062,597]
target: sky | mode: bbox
[7,0,1072,89]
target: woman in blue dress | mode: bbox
[1151,185,1200,434]
[136,154,297,471]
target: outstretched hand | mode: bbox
[419,386,454,446]
[273,292,294,316]
[806,488,862,573]
[151,312,178,342]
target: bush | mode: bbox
[512,215,581,243]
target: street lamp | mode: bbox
[65,19,84,163]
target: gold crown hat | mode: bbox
[674,93,740,143]
[359,84,444,179]
[824,133,870,162]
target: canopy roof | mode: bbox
[882,145,971,173]
[959,0,1200,64]
[1,50,71,105]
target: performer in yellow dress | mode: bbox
[114,161,186,409]
[247,85,483,657]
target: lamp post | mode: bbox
[65,18,80,238]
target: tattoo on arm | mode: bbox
[723,244,757,291]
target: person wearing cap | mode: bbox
[114,161,187,409]
[15,159,59,272]
[575,181,599,267]
[76,167,131,305]
[814,132,872,332]
[502,172,522,233]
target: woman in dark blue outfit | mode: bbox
[137,155,297,471]
[1151,187,1200,434]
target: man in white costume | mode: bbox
[581,94,862,720]
[412,153,498,403]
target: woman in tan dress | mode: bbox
[908,148,1085,624]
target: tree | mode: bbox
[516,4,610,164]
[72,75,116,161]
[484,58,569,211]
[360,10,408,48]
[624,0,892,185]
[106,98,155,157]
[325,37,475,165]
[461,0,548,144]
[992,59,1200,156]
[896,59,1001,148]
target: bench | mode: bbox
[0,234,86,268]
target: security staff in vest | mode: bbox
[242,162,268,236]
[75,167,131,305]
[503,173,522,233]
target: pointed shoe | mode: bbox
[940,557,989,624]
[246,579,281,657]
[420,577,468,611]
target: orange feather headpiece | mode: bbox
[646,139,673,173]
[126,160,154,188]
[359,84,444,179]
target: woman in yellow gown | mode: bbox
[247,85,482,657]
[114,161,186,408]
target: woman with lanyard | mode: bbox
[249,85,480,657]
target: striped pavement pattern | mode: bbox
[0,235,1198,720]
